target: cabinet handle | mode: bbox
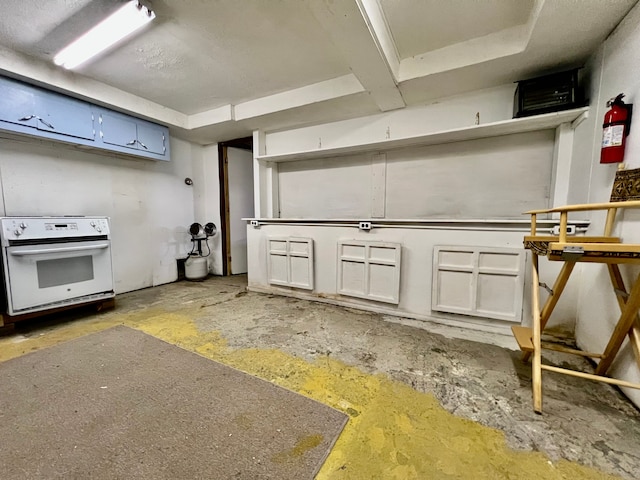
[126,139,137,146]
[36,116,55,130]
[137,140,148,150]
[18,115,35,122]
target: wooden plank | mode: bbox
[604,208,618,237]
[531,253,543,413]
[523,261,575,362]
[596,272,640,375]
[530,213,537,235]
[548,253,640,264]
[607,264,640,371]
[539,261,575,331]
[512,326,533,352]
[525,200,640,214]
[523,236,620,243]
[631,324,640,369]
[541,365,640,389]
[550,243,640,253]
[540,342,603,358]
[559,213,568,243]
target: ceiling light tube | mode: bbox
[54,1,155,70]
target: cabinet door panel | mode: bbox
[100,111,137,150]
[36,93,94,140]
[136,122,166,155]
[0,77,37,128]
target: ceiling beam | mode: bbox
[308,0,405,112]
[234,74,364,121]
[188,105,234,130]
[356,0,400,81]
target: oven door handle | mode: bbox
[9,243,110,256]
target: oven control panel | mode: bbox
[0,217,110,244]
[45,222,79,231]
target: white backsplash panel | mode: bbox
[432,246,525,322]
[338,240,401,304]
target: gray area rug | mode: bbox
[0,326,348,479]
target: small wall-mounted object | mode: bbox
[184,178,193,186]
[514,69,584,118]
[551,224,576,236]
[359,221,372,231]
[250,220,260,228]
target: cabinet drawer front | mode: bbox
[36,93,94,140]
[0,77,37,128]
[136,122,166,155]
[100,112,138,149]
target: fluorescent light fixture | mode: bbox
[54,1,155,70]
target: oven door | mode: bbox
[4,239,114,314]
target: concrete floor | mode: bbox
[2,275,639,479]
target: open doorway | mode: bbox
[218,137,254,275]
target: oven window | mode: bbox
[37,255,95,288]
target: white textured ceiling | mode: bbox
[380,0,534,58]
[0,0,637,143]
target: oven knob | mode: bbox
[96,227,102,232]
[13,229,21,236]
[19,222,27,229]
[90,221,96,227]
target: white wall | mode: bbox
[248,81,585,334]
[265,83,516,155]
[573,2,640,407]
[248,223,577,340]
[278,130,555,219]
[192,144,223,275]
[228,147,254,274]
[0,134,198,293]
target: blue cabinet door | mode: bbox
[0,76,37,129]
[136,121,167,155]
[99,111,138,150]
[36,93,94,140]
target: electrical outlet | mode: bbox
[551,225,576,235]
[359,221,372,231]
[250,220,259,227]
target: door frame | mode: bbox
[218,137,253,276]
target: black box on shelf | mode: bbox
[513,69,584,118]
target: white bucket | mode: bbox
[185,255,208,281]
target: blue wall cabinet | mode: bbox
[98,109,169,159]
[36,93,94,140]
[137,121,166,155]
[100,111,138,150]
[0,76,170,161]
[0,77,37,129]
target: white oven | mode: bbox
[0,217,115,316]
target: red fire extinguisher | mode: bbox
[601,93,633,164]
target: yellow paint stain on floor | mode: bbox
[0,309,619,480]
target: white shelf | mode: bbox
[256,107,589,163]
